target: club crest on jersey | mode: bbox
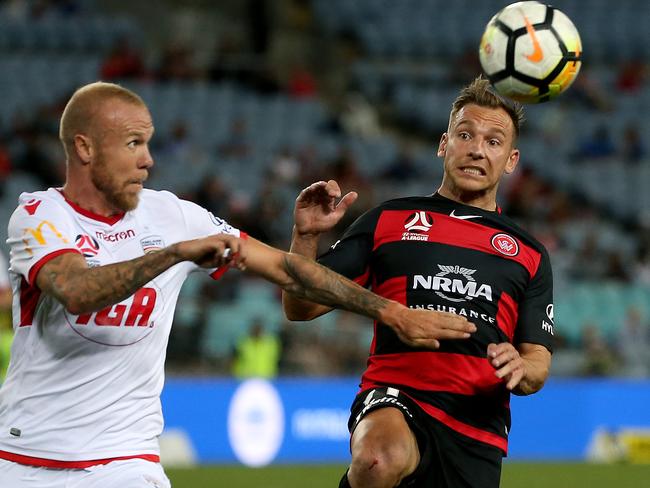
[491,233,519,257]
[140,236,165,254]
[75,234,100,257]
[402,211,433,241]
[413,264,493,302]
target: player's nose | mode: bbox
[140,145,155,168]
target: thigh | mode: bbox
[348,388,423,478]
[414,418,503,488]
[0,459,67,488]
[72,459,171,488]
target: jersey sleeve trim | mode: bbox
[0,450,160,469]
[209,231,249,281]
[27,248,81,285]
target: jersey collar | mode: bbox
[57,189,126,226]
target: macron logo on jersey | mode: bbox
[96,229,136,243]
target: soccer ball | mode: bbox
[478,1,582,103]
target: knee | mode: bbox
[349,439,414,487]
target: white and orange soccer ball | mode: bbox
[479,1,582,103]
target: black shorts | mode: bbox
[348,387,503,488]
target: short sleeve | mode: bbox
[513,249,554,352]
[317,207,380,287]
[176,198,240,240]
[174,197,244,280]
[7,196,80,285]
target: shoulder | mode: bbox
[9,188,71,225]
[493,212,549,257]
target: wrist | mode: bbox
[292,225,322,241]
[165,243,185,264]
[377,300,403,327]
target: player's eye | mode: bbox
[127,140,139,149]
[489,139,501,146]
[459,132,471,140]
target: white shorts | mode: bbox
[0,457,171,488]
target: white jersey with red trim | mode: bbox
[0,188,240,465]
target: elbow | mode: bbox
[62,297,87,316]
[55,288,92,315]
[281,291,319,321]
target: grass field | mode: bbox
[167,462,650,487]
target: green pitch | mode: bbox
[167,462,650,487]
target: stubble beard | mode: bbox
[91,153,140,213]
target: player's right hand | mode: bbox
[294,180,358,237]
[385,305,477,349]
[174,234,247,270]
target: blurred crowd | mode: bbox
[1,0,649,380]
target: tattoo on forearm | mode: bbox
[45,250,179,314]
[282,253,388,319]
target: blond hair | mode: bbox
[59,82,146,158]
[450,76,524,139]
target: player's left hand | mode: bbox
[294,180,358,237]
[487,342,526,391]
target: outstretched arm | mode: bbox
[248,237,476,350]
[36,234,245,315]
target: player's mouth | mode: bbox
[459,166,486,176]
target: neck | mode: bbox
[436,184,497,211]
[62,174,122,218]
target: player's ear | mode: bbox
[73,134,93,165]
[437,133,448,157]
[504,148,520,174]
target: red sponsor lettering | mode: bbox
[75,288,157,327]
[125,288,156,327]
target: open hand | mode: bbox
[294,180,358,236]
[387,306,477,349]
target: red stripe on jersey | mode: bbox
[373,276,407,305]
[410,397,508,453]
[0,450,160,468]
[496,291,518,341]
[373,211,541,278]
[370,276,407,355]
[210,232,249,280]
[353,267,371,287]
[361,351,503,396]
[27,248,81,285]
[19,278,40,327]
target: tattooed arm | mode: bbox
[36,234,246,315]
[245,238,476,349]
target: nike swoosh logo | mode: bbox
[450,210,482,220]
[522,14,543,63]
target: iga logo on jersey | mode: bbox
[75,234,100,257]
[413,264,493,302]
[402,211,433,241]
[68,287,159,346]
[491,233,519,257]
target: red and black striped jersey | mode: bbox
[318,193,554,453]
